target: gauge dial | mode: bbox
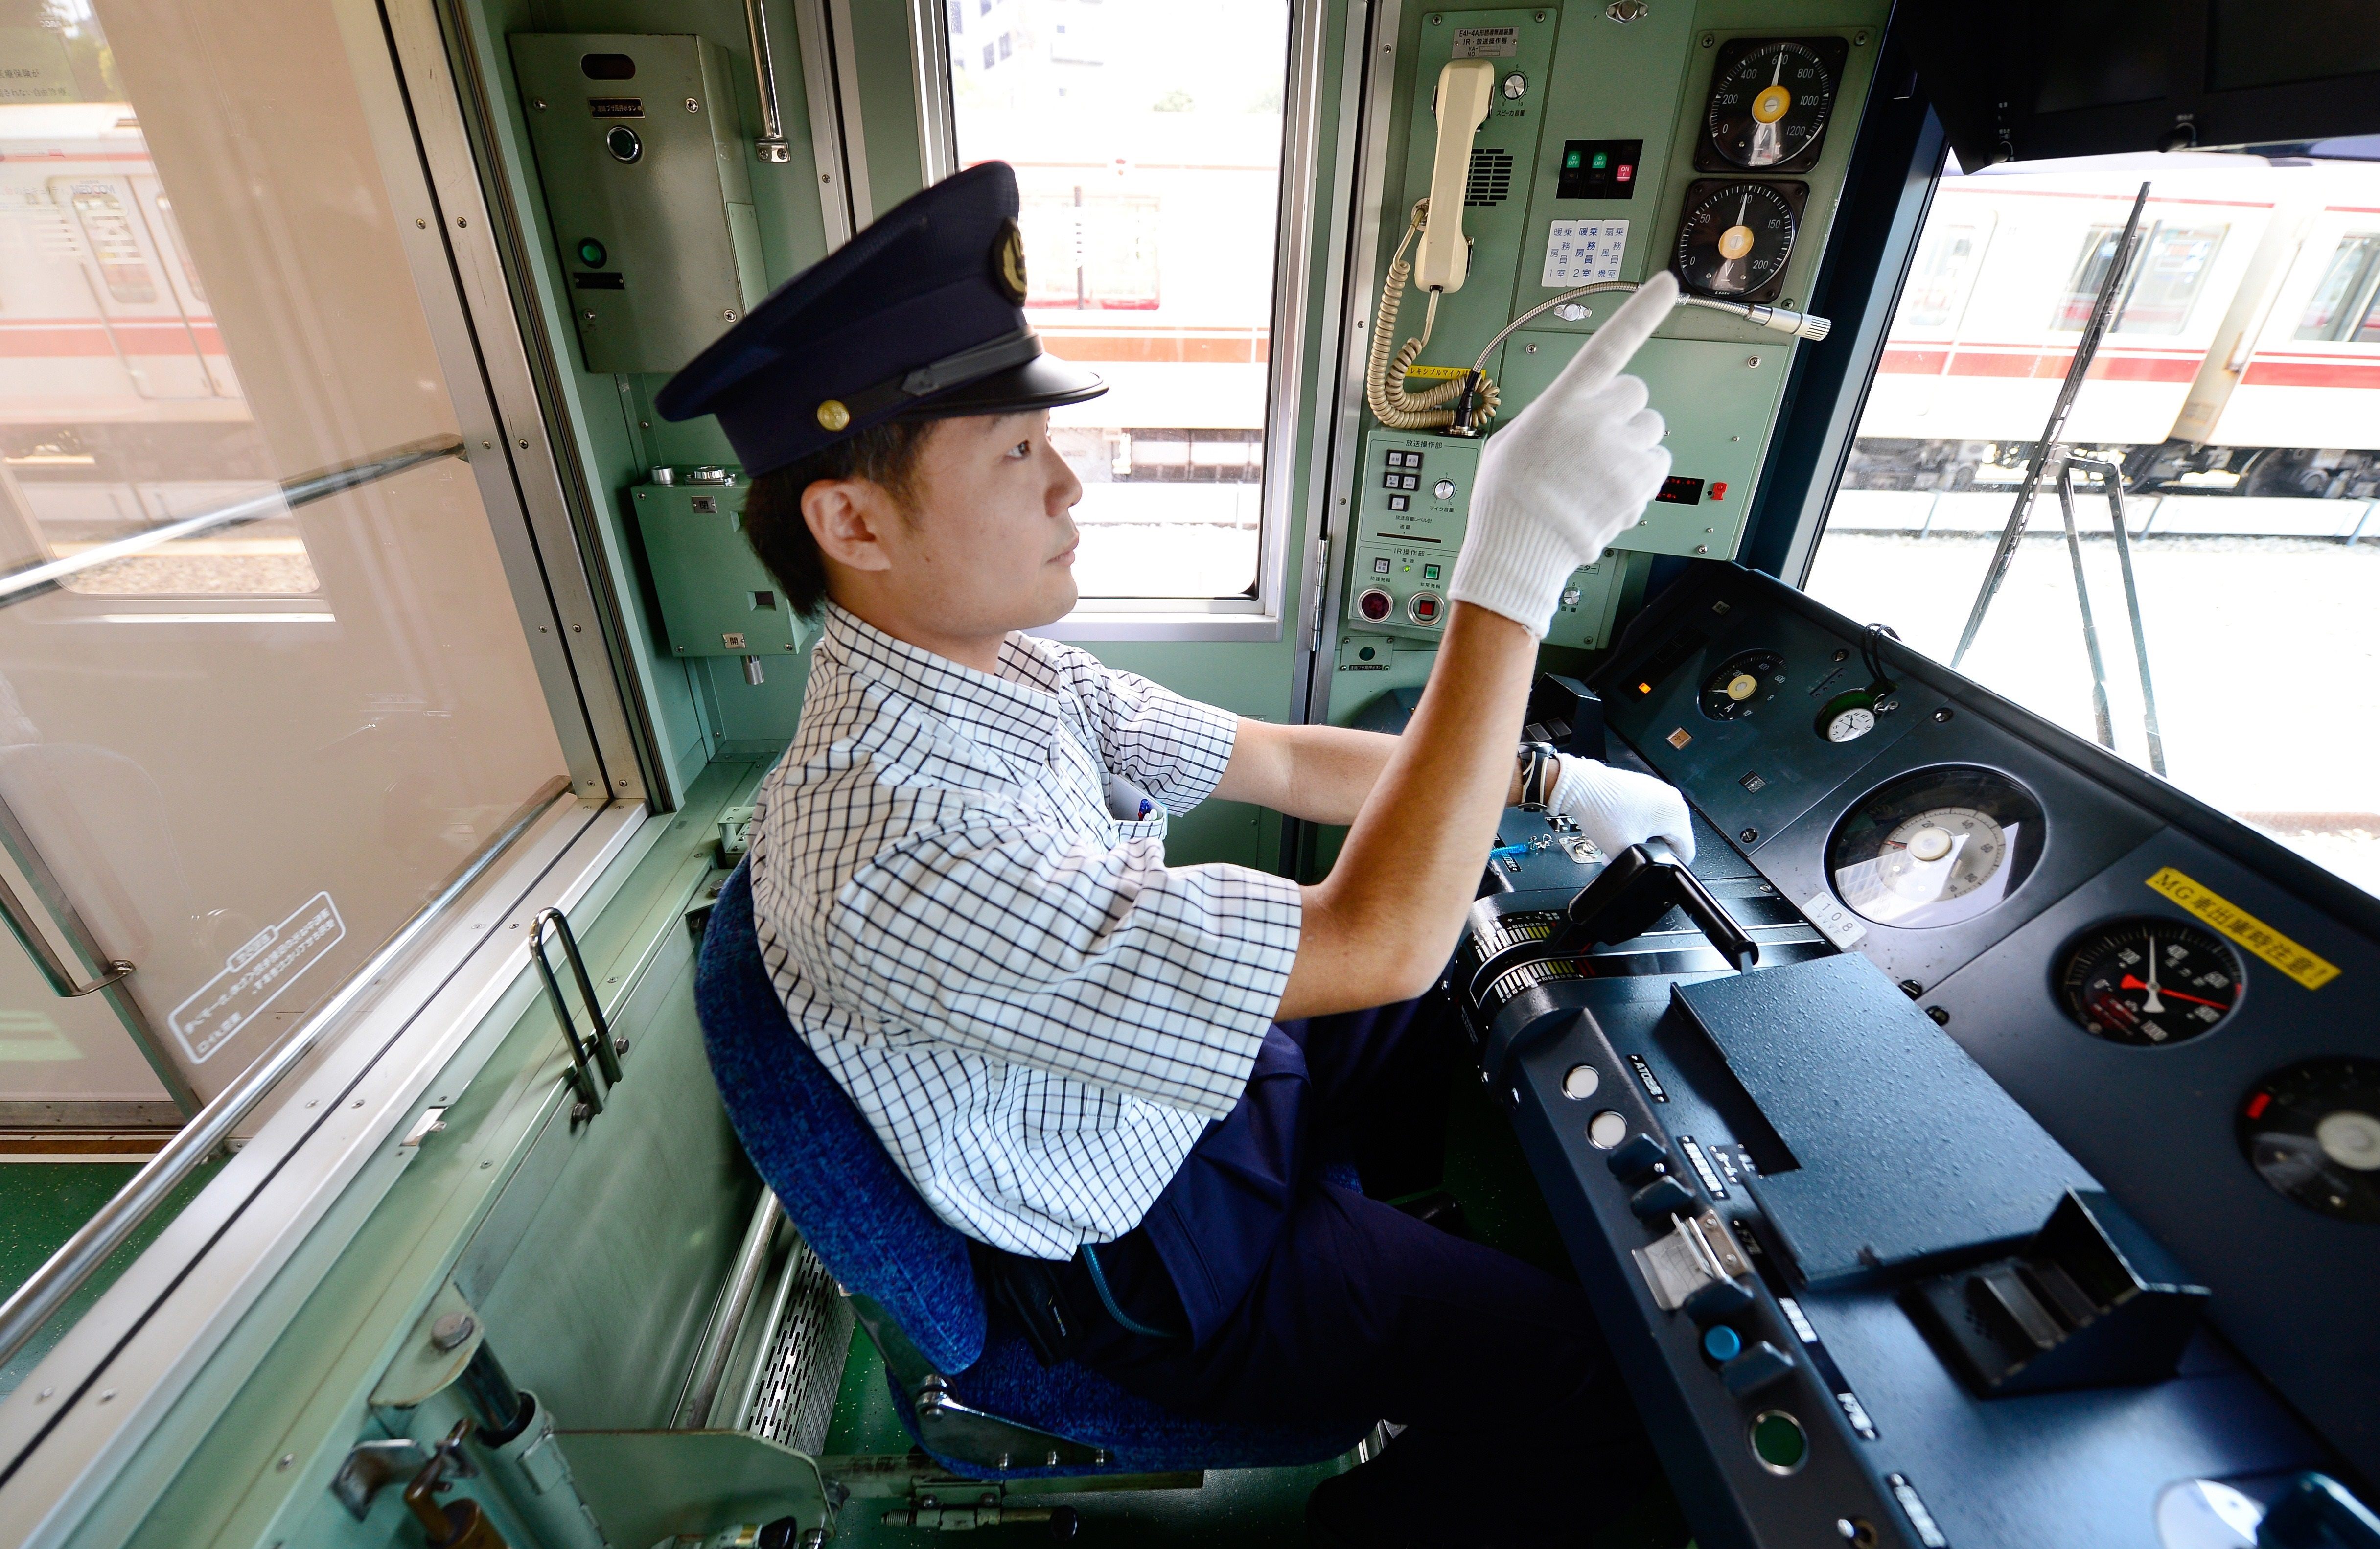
[2240,1058,2380,1224]
[1674,180,1802,301]
[1700,649,1783,720]
[2056,918,2243,1045]
[1827,766,2045,928]
[1704,39,1842,170]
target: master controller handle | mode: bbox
[1467,844,1760,1009]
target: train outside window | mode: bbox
[945,0,1291,601]
[1809,148,2380,898]
[0,1,569,1117]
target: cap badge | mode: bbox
[815,399,851,432]
[992,218,1029,303]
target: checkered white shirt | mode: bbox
[748,603,1303,1259]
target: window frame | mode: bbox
[912,0,1332,642]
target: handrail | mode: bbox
[0,774,574,1373]
[0,436,466,608]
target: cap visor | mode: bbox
[902,353,1107,421]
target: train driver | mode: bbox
[660,162,1696,1545]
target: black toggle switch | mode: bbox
[1720,1341,1796,1396]
[1629,1175,1697,1222]
[1683,1275,1756,1325]
[1607,1133,1669,1185]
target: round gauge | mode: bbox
[1707,40,1839,169]
[1700,649,1784,720]
[2055,918,2244,1045]
[1825,704,1874,742]
[1674,182,1800,300]
[1826,766,2045,929]
[2239,1058,2380,1224]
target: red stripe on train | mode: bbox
[1877,347,2200,383]
[2239,359,2380,389]
[0,323,226,356]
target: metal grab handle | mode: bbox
[1467,844,1758,1009]
[0,435,465,610]
[0,778,196,1111]
[528,906,623,1120]
[0,869,129,998]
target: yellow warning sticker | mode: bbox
[1401,364,1467,381]
[2145,867,2339,990]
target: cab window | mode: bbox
[942,0,1294,607]
[1808,150,2380,898]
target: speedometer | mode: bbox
[1826,767,2045,929]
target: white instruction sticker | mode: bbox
[1543,220,1628,287]
[1799,891,1868,950]
[1451,26,1519,58]
[170,891,346,1063]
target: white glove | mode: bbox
[1550,754,1696,866]
[1448,271,1677,634]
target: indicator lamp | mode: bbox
[576,237,608,268]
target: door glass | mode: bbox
[944,0,1292,601]
[0,0,569,1116]
[1809,152,2380,899]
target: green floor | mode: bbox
[0,1159,225,1400]
[812,1072,1691,1547]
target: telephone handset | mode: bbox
[1413,60,1495,294]
[1365,59,1505,433]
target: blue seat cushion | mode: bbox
[698,861,985,1374]
[697,859,1369,1474]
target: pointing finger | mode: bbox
[1543,270,1678,402]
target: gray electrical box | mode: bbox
[509,33,764,374]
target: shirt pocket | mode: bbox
[1112,808,1169,844]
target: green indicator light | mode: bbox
[1424,563,1441,580]
[1591,151,1608,170]
[576,237,608,268]
[1565,150,1582,169]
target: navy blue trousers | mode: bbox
[1045,994,1649,1457]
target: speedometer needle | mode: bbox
[2119,974,2226,1011]
[2141,931,2163,1012]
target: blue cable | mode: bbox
[1080,1243,1180,1340]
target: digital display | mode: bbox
[1656,475,1707,505]
[1558,139,1644,200]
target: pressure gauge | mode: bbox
[2056,918,2243,1045]
[1702,39,1845,171]
[1673,180,1805,302]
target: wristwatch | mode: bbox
[1517,741,1560,811]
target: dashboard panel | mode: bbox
[1454,561,2379,1549]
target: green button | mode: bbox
[1565,150,1582,169]
[1591,151,1608,170]
[1750,1411,1806,1474]
[1423,563,1441,580]
[576,237,608,268]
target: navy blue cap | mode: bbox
[656,161,1105,476]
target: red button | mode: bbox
[1359,589,1392,621]
[1617,164,1633,182]
[1709,481,1728,500]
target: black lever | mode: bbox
[1467,844,1759,1009]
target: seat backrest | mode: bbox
[695,860,987,1374]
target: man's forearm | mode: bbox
[1277,603,1541,1019]
[1221,717,1528,825]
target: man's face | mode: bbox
[873,410,1085,636]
